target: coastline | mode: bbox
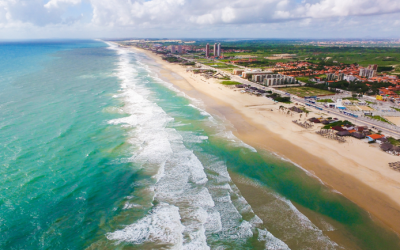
[131,47,400,235]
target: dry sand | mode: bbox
[386,117,400,127]
[132,47,400,235]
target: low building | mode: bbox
[366,134,385,142]
[242,70,272,79]
[233,69,244,75]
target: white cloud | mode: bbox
[1,0,400,38]
[44,0,81,10]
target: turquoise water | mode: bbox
[1,41,400,249]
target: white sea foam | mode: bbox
[106,47,214,249]
[258,229,290,250]
[107,202,184,247]
[106,46,290,249]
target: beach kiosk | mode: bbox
[335,99,346,110]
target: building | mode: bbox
[366,134,385,142]
[242,70,271,79]
[359,64,377,78]
[205,43,210,57]
[232,69,244,75]
[344,75,357,82]
[326,73,336,81]
[177,45,182,54]
[217,43,221,57]
[337,73,345,81]
[170,45,176,53]
[214,43,217,56]
[262,74,296,85]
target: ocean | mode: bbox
[0,40,399,250]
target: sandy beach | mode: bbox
[386,116,400,127]
[131,47,400,235]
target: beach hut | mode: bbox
[376,138,389,144]
[309,118,320,123]
[366,134,385,142]
[289,106,303,113]
[392,147,400,155]
[332,126,346,131]
[380,143,393,152]
[351,132,366,139]
[321,120,330,125]
[337,131,351,136]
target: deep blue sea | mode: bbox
[1,40,400,250]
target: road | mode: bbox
[175,54,400,138]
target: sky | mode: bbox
[1,0,400,39]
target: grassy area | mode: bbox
[317,99,334,103]
[267,93,291,103]
[366,101,375,105]
[391,107,400,112]
[280,87,334,97]
[388,137,400,146]
[300,107,310,113]
[295,76,311,82]
[343,97,359,101]
[322,120,353,129]
[220,81,241,85]
[366,115,393,124]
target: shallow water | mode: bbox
[1,40,399,249]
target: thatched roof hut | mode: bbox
[289,106,303,113]
[351,132,366,139]
[337,131,351,136]
[380,143,393,152]
[321,120,330,125]
[392,146,400,153]
[332,126,345,131]
[309,118,320,123]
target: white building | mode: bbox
[261,74,296,86]
[359,64,377,78]
[217,43,221,57]
[344,75,357,82]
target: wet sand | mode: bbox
[130,47,400,237]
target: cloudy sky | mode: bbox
[1,0,400,39]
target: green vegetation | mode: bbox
[317,99,334,103]
[366,115,393,124]
[377,66,395,72]
[300,107,310,113]
[306,80,394,95]
[280,86,334,97]
[220,81,241,85]
[366,101,375,105]
[181,62,195,65]
[343,97,359,101]
[267,93,291,103]
[388,137,400,146]
[163,56,180,62]
[322,120,353,129]
[234,59,272,68]
[391,107,400,112]
[295,76,312,83]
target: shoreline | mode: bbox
[131,47,400,235]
